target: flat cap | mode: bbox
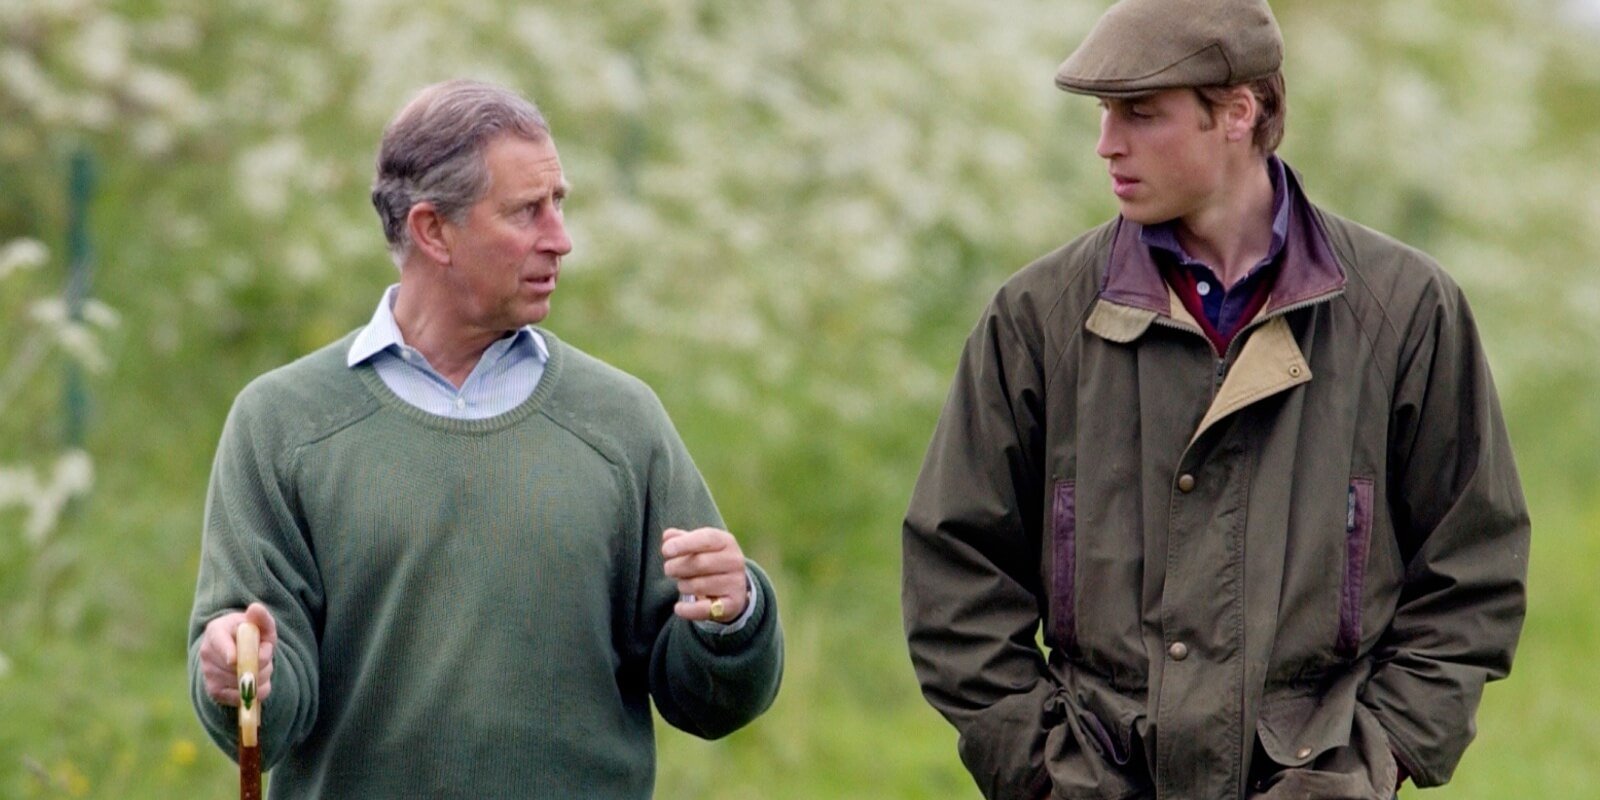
[1056,0,1283,97]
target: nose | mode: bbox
[540,212,573,257]
[1096,111,1126,160]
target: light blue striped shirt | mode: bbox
[347,285,549,419]
[346,284,756,632]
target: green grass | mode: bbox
[1,344,1594,798]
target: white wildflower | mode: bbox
[28,297,68,326]
[236,136,307,215]
[510,7,567,59]
[1569,0,1600,26]
[81,299,120,329]
[164,214,207,247]
[186,275,224,311]
[27,450,93,545]
[130,119,176,157]
[0,465,35,511]
[54,323,108,372]
[0,449,93,547]
[284,241,326,284]
[139,15,201,51]
[0,50,52,108]
[124,66,196,115]
[52,449,93,496]
[70,15,130,84]
[596,55,644,113]
[0,238,48,279]
[701,370,750,412]
[330,222,377,260]
[26,298,111,371]
[72,92,116,130]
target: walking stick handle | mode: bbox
[236,622,260,747]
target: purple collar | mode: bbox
[1139,155,1292,281]
[1099,161,1344,317]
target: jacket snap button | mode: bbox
[1167,641,1189,661]
[1177,474,1196,493]
[1288,365,1303,378]
[1296,746,1313,760]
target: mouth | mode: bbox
[1110,172,1140,199]
[522,271,558,292]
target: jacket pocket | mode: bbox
[1337,478,1375,658]
[1045,685,1151,800]
[1050,479,1077,652]
[1251,687,1396,800]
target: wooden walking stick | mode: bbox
[236,622,263,800]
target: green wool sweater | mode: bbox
[187,329,783,798]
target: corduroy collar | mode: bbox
[1098,163,1345,319]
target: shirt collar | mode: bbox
[1138,155,1292,270]
[346,284,549,368]
[1098,160,1345,318]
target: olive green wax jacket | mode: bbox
[902,171,1529,800]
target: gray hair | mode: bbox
[371,79,551,263]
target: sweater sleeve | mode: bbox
[187,384,324,769]
[1361,276,1530,787]
[637,401,784,740]
[902,294,1057,800]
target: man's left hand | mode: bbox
[662,527,748,623]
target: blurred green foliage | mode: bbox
[1,0,1596,797]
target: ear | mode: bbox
[1222,86,1258,144]
[406,201,454,266]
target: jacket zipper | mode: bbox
[1147,316,1237,400]
[1149,289,1345,400]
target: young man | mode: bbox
[188,80,782,798]
[901,2,1529,798]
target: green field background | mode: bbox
[2,1,1597,797]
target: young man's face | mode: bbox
[1095,89,1231,226]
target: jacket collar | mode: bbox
[1090,164,1345,337]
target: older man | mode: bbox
[188,80,782,798]
[902,2,1529,799]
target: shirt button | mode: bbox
[1177,473,1196,493]
[1196,281,1212,297]
[454,397,466,411]
[1296,746,1313,760]
[1288,365,1303,378]
[1168,641,1189,661]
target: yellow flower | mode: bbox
[53,759,90,797]
[168,738,199,768]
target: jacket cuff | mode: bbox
[1360,675,1461,789]
[954,680,1056,800]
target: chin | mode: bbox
[1117,202,1176,227]
[524,302,552,326]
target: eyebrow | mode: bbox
[507,180,571,209]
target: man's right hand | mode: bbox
[199,602,277,706]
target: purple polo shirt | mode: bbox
[1141,156,1292,344]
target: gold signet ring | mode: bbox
[708,597,726,621]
